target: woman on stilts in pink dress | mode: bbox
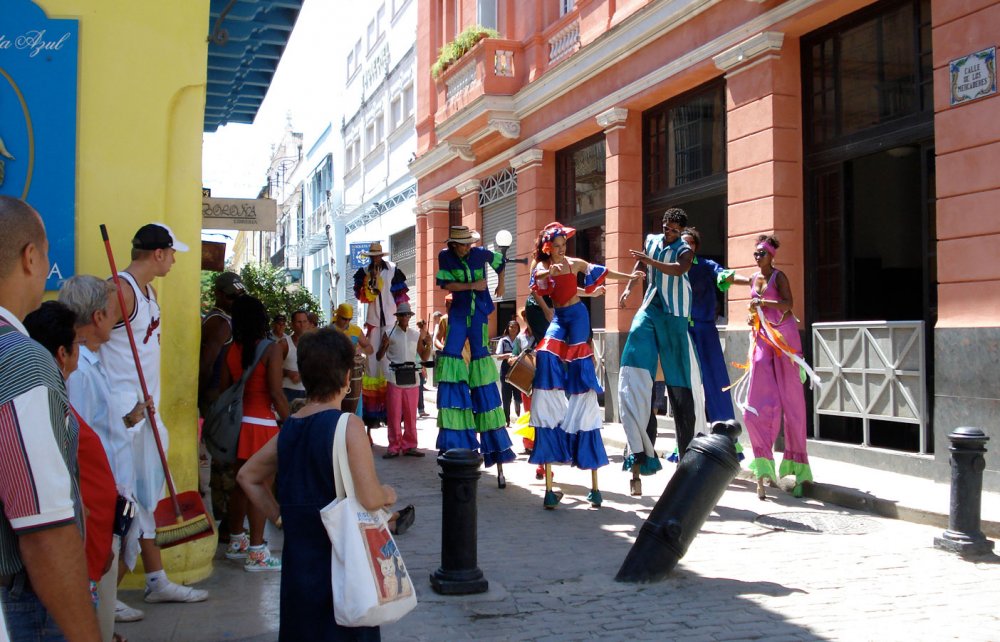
[732,235,820,499]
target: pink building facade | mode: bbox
[412,0,1000,487]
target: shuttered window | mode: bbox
[481,196,517,301]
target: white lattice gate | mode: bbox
[811,321,928,453]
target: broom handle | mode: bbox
[100,225,182,520]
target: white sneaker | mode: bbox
[225,532,250,560]
[114,600,144,622]
[144,580,209,603]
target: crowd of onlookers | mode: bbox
[0,196,205,642]
[0,193,529,641]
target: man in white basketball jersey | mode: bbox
[101,223,208,616]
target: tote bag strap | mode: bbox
[331,412,355,500]
[231,338,274,390]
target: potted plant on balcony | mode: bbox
[431,24,500,78]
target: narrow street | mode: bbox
[120,411,1000,641]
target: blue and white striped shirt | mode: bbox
[641,234,692,318]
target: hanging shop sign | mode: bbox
[350,242,375,269]
[0,0,79,289]
[202,196,278,231]
[950,47,997,106]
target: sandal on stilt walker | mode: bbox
[586,470,602,508]
[543,465,562,509]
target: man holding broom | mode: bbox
[101,223,208,610]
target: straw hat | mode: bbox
[361,241,388,257]
[446,226,477,245]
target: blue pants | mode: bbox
[1,574,67,641]
[442,309,489,360]
[689,319,735,421]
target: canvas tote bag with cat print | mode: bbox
[320,413,417,627]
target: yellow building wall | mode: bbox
[39,0,214,584]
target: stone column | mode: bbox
[456,179,494,334]
[421,200,451,317]
[510,149,554,291]
[415,207,429,318]
[715,32,803,325]
[458,179,482,234]
[598,107,643,421]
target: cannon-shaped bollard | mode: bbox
[934,427,995,556]
[431,448,489,594]
[616,420,742,583]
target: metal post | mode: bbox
[934,427,995,556]
[431,448,489,594]
[616,421,742,583]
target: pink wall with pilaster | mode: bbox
[932,0,1000,328]
[602,112,643,335]
[421,205,452,318]
[512,153,556,292]
[724,44,805,327]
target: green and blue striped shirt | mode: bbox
[641,234,692,318]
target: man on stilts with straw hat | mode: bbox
[352,241,410,435]
[100,223,208,616]
[435,226,516,487]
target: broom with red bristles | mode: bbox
[100,224,213,548]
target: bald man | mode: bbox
[0,196,101,640]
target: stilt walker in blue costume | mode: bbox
[682,228,750,423]
[617,209,706,496]
[529,223,645,509]
[435,225,516,487]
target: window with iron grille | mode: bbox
[478,168,517,208]
[643,82,725,201]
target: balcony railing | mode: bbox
[307,201,329,237]
[435,38,524,125]
[548,19,580,64]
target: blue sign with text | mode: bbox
[0,0,78,290]
[350,242,374,269]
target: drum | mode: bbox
[342,357,365,414]
[505,350,535,396]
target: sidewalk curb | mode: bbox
[603,427,1000,540]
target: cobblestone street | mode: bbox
[120,413,1000,641]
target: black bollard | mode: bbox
[616,420,742,583]
[430,448,489,594]
[934,427,995,556]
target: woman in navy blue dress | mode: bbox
[238,328,398,641]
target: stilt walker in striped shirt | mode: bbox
[528,223,645,509]
[617,209,707,496]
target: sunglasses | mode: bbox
[337,316,352,321]
[753,250,768,259]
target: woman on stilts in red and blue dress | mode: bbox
[528,223,645,509]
